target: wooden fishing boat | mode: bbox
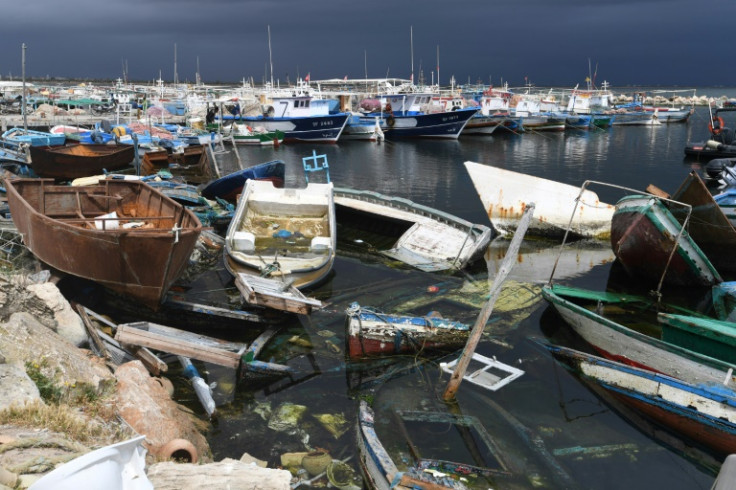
[2,127,66,147]
[200,159,286,203]
[29,143,134,180]
[334,186,494,272]
[5,178,203,310]
[665,171,736,274]
[543,342,736,458]
[610,194,721,287]
[541,284,736,387]
[345,302,470,359]
[357,362,576,489]
[463,160,614,239]
[224,178,336,296]
[141,145,212,184]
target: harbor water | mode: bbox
[75,102,731,488]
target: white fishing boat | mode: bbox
[224,177,336,298]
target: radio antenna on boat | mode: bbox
[442,204,535,401]
[410,26,414,85]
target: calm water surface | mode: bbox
[160,106,725,489]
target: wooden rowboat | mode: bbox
[5,178,203,309]
[544,342,736,458]
[29,143,134,180]
[345,302,470,359]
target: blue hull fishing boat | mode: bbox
[542,342,736,458]
[2,127,65,147]
[354,107,479,139]
[200,160,286,202]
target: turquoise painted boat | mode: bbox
[2,127,65,147]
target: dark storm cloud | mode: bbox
[1,0,734,87]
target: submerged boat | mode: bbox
[463,160,614,239]
[541,283,736,387]
[543,342,736,458]
[345,302,470,359]
[334,187,494,272]
[610,193,722,287]
[357,362,577,489]
[200,159,286,203]
[29,143,134,180]
[224,178,336,291]
[5,178,203,309]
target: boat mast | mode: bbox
[436,45,440,90]
[268,25,274,87]
[410,26,414,85]
[21,43,27,132]
[174,43,178,85]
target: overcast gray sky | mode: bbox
[2,0,733,87]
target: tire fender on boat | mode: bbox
[386,115,396,128]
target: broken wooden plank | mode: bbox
[115,324,243,369]
[74,302,110,361]
[235,273,322,314]
[127,345,168,376]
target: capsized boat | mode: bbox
[334,186,494,272]
[29,143,134,180]
[345,302,470,359]
[542,342,736,458]
[5,178,203,310]
[463,161,614,239]
[224,178,336,291]
[541,283,736,387]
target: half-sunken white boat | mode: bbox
[224,179,335,312]
[334,187,494,272]
[464,160,614,239]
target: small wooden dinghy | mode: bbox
[5,178,203,309]
[29,143,134,180]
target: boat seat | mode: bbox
[310,236,331,252]
[232,231,256,252]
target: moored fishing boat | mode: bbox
[29,143,134,180]
[5,178,203,310]
[223,123,285,146]
[141,145,213,184]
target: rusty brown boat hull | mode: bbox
[29,143,135,180]
[5,178,203,310]
[141,146,212,184]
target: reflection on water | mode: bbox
[167,109,723,488]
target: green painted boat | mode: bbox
[659,313,736,365]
